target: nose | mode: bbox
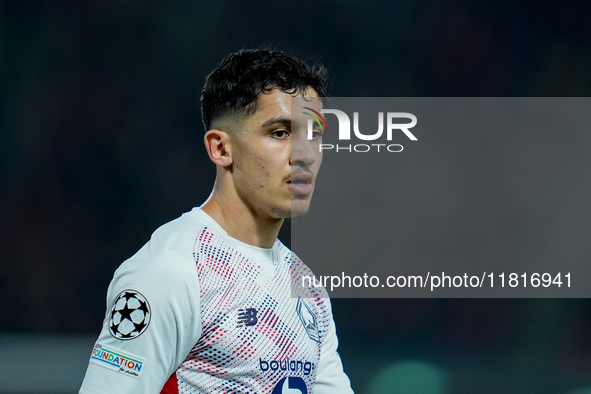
[290,127,317,167]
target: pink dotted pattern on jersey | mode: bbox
[171,226,329,394]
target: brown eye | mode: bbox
[271,130,289,139]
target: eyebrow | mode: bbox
[261,117,292,128]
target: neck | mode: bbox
[201,182,284,249]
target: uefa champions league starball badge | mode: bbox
[108,290,151,340]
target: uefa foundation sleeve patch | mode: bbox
[89,343,145,378]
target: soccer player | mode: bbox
[79,49,354,394]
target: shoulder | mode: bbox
[81,211,206,391]
[148,208,207,257]
[108,209,207,308]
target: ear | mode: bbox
[204,129,233,168]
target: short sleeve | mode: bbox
[79,248,201,394]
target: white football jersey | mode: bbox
[79,207,354,394]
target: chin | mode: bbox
[268,198,312,219]
[289,200,312,218]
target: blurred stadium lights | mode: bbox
[367,360,448,394]
[565,389,591,394]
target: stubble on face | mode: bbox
[228,89,322,221]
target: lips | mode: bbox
[287,172,313,196]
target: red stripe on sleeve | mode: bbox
[160,373,179,394]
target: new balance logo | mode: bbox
[237,308,258,327]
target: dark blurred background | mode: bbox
[1,0,591,393]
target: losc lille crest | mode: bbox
[296,298,320,343]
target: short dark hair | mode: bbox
[200,49,329,132]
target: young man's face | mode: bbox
[230,88,323,219]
